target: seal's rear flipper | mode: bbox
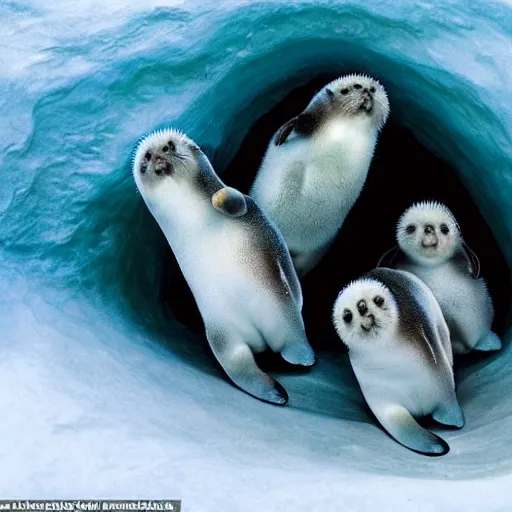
[474,331,502,352]
[372,404,450,456]
[433,399,465,428]
[211,187,248,218]
[206,328,288,406]
[376,246,400,268]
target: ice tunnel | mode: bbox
[1,0,512,509]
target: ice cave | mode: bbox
[1,0,512,510]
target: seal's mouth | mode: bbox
[421,238,438,249]
[360,315,377,333]
[153,157,174,177]
[360,93,373,113]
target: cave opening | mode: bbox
[161,73,511,368]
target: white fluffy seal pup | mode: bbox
[377,201,501,356]
[250,73,390,277]
[132,128,315,406]
[333,268,463,456]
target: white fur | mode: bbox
[132,129,314,404]
[250,74,390,276]
[397,201,460,266]
[132,128,191,172]
[396,201,497,355]
[333,278,399,347]
[133,129,299,352]
[333,272,455,420]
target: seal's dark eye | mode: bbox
[373,295,384,307]
[370,86,376,93]
[340,88,349,95]
[406,224,416,234]
[440,223,450,235]
[343,309,353,324]
[162,145,169,153]
[145,151,152,161]
[354,83,362,89]
[168,140,176,151]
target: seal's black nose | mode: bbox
[154,157,168,176]
[357,300,368,316]
[424,224,435,234]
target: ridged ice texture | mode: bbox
[1,0,512,510]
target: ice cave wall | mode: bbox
[2,0,512,321]
[1,0,512,509]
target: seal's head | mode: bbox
[132,128,202,193]
[397,201,461,266]
[333,278,398,349]
[322,74,390,130]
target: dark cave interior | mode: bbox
[159,74,511,369]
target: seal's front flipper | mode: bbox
[372,403,450,456]
[274,113,317,146]
[376,246,400,268]
[437,320,453,367]
[474,331,502,352]
[292,112,317,138]
[211,187,248,218]
[462,241,481,278]
[257,300,316,368]
[433,398,465,428]
[274,117,299,146]
[276,255,302,308]
[280,336,315,367]
[206,328,288,405]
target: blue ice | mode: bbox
[1,0,512,510]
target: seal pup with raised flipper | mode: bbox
[132,128,315,405]
[333,268,463,456]
[250,73,390,277]
[377,201,501,355]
